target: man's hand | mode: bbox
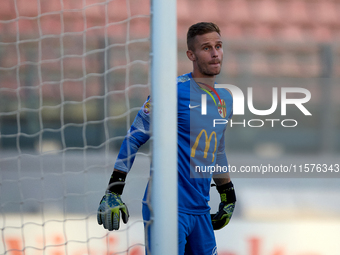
[97,191,129,231]
[211,181,236,230]
[211,202,235,230]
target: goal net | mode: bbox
[0,0,154,254]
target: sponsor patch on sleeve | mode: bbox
[142,97,151,114]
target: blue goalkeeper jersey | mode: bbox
[114,72,233,214]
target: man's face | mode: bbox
[189,32,223,77]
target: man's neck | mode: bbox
[191,72,216,91]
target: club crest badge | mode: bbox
[143,97,151,114]
[217,99,227,118]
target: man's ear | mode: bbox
[186,50,196,61]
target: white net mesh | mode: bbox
[0,0,151,254]
[3,0,340,254]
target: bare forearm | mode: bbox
[213,172,231,186]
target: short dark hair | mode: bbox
[187,22,221,51]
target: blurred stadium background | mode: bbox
[1,0,340,254]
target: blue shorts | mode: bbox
[142,203,217,255]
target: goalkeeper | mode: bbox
[97,22,236,255]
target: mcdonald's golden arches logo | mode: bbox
[191,129,217,162]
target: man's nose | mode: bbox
[211,48,218,57]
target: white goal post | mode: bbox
[150,0,178,254]
[0,0,178,254]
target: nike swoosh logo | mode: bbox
[189,104,200,109]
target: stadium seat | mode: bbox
[224,52,240,76]
[314,0,338,26]
[85,2,105,20]
[41,83,60,99]
[177,0,192,22]
[313,25,333,42]
[177,60,192,75]
[253,0,281,25]
[129,17,150,38]
[40,15,62,35]
[61,13,84,33]
[198,0,220,23]
[335,46,340,76]
[1,83,19,100]
[286,0,310,25]
[62,0,83,11]
[107,22,128,40]
[16,0,38,17]
[18,19,39,37]
[253,24,275,41]
[279,25,305,42]
[130,0,150,17]
[0,0,15,20]
[222,24,244,40]
[224,0,252,25]
[277,52,301,77]
[251,52,271,76]
[108,0,129,23]
[300,50,321,77]
[62,81,84,100]
[40,0,62,14]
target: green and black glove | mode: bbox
[211,181,236,230]
[97,171,129,231]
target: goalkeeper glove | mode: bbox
[97,171,129,231]
[211,181,236,230]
